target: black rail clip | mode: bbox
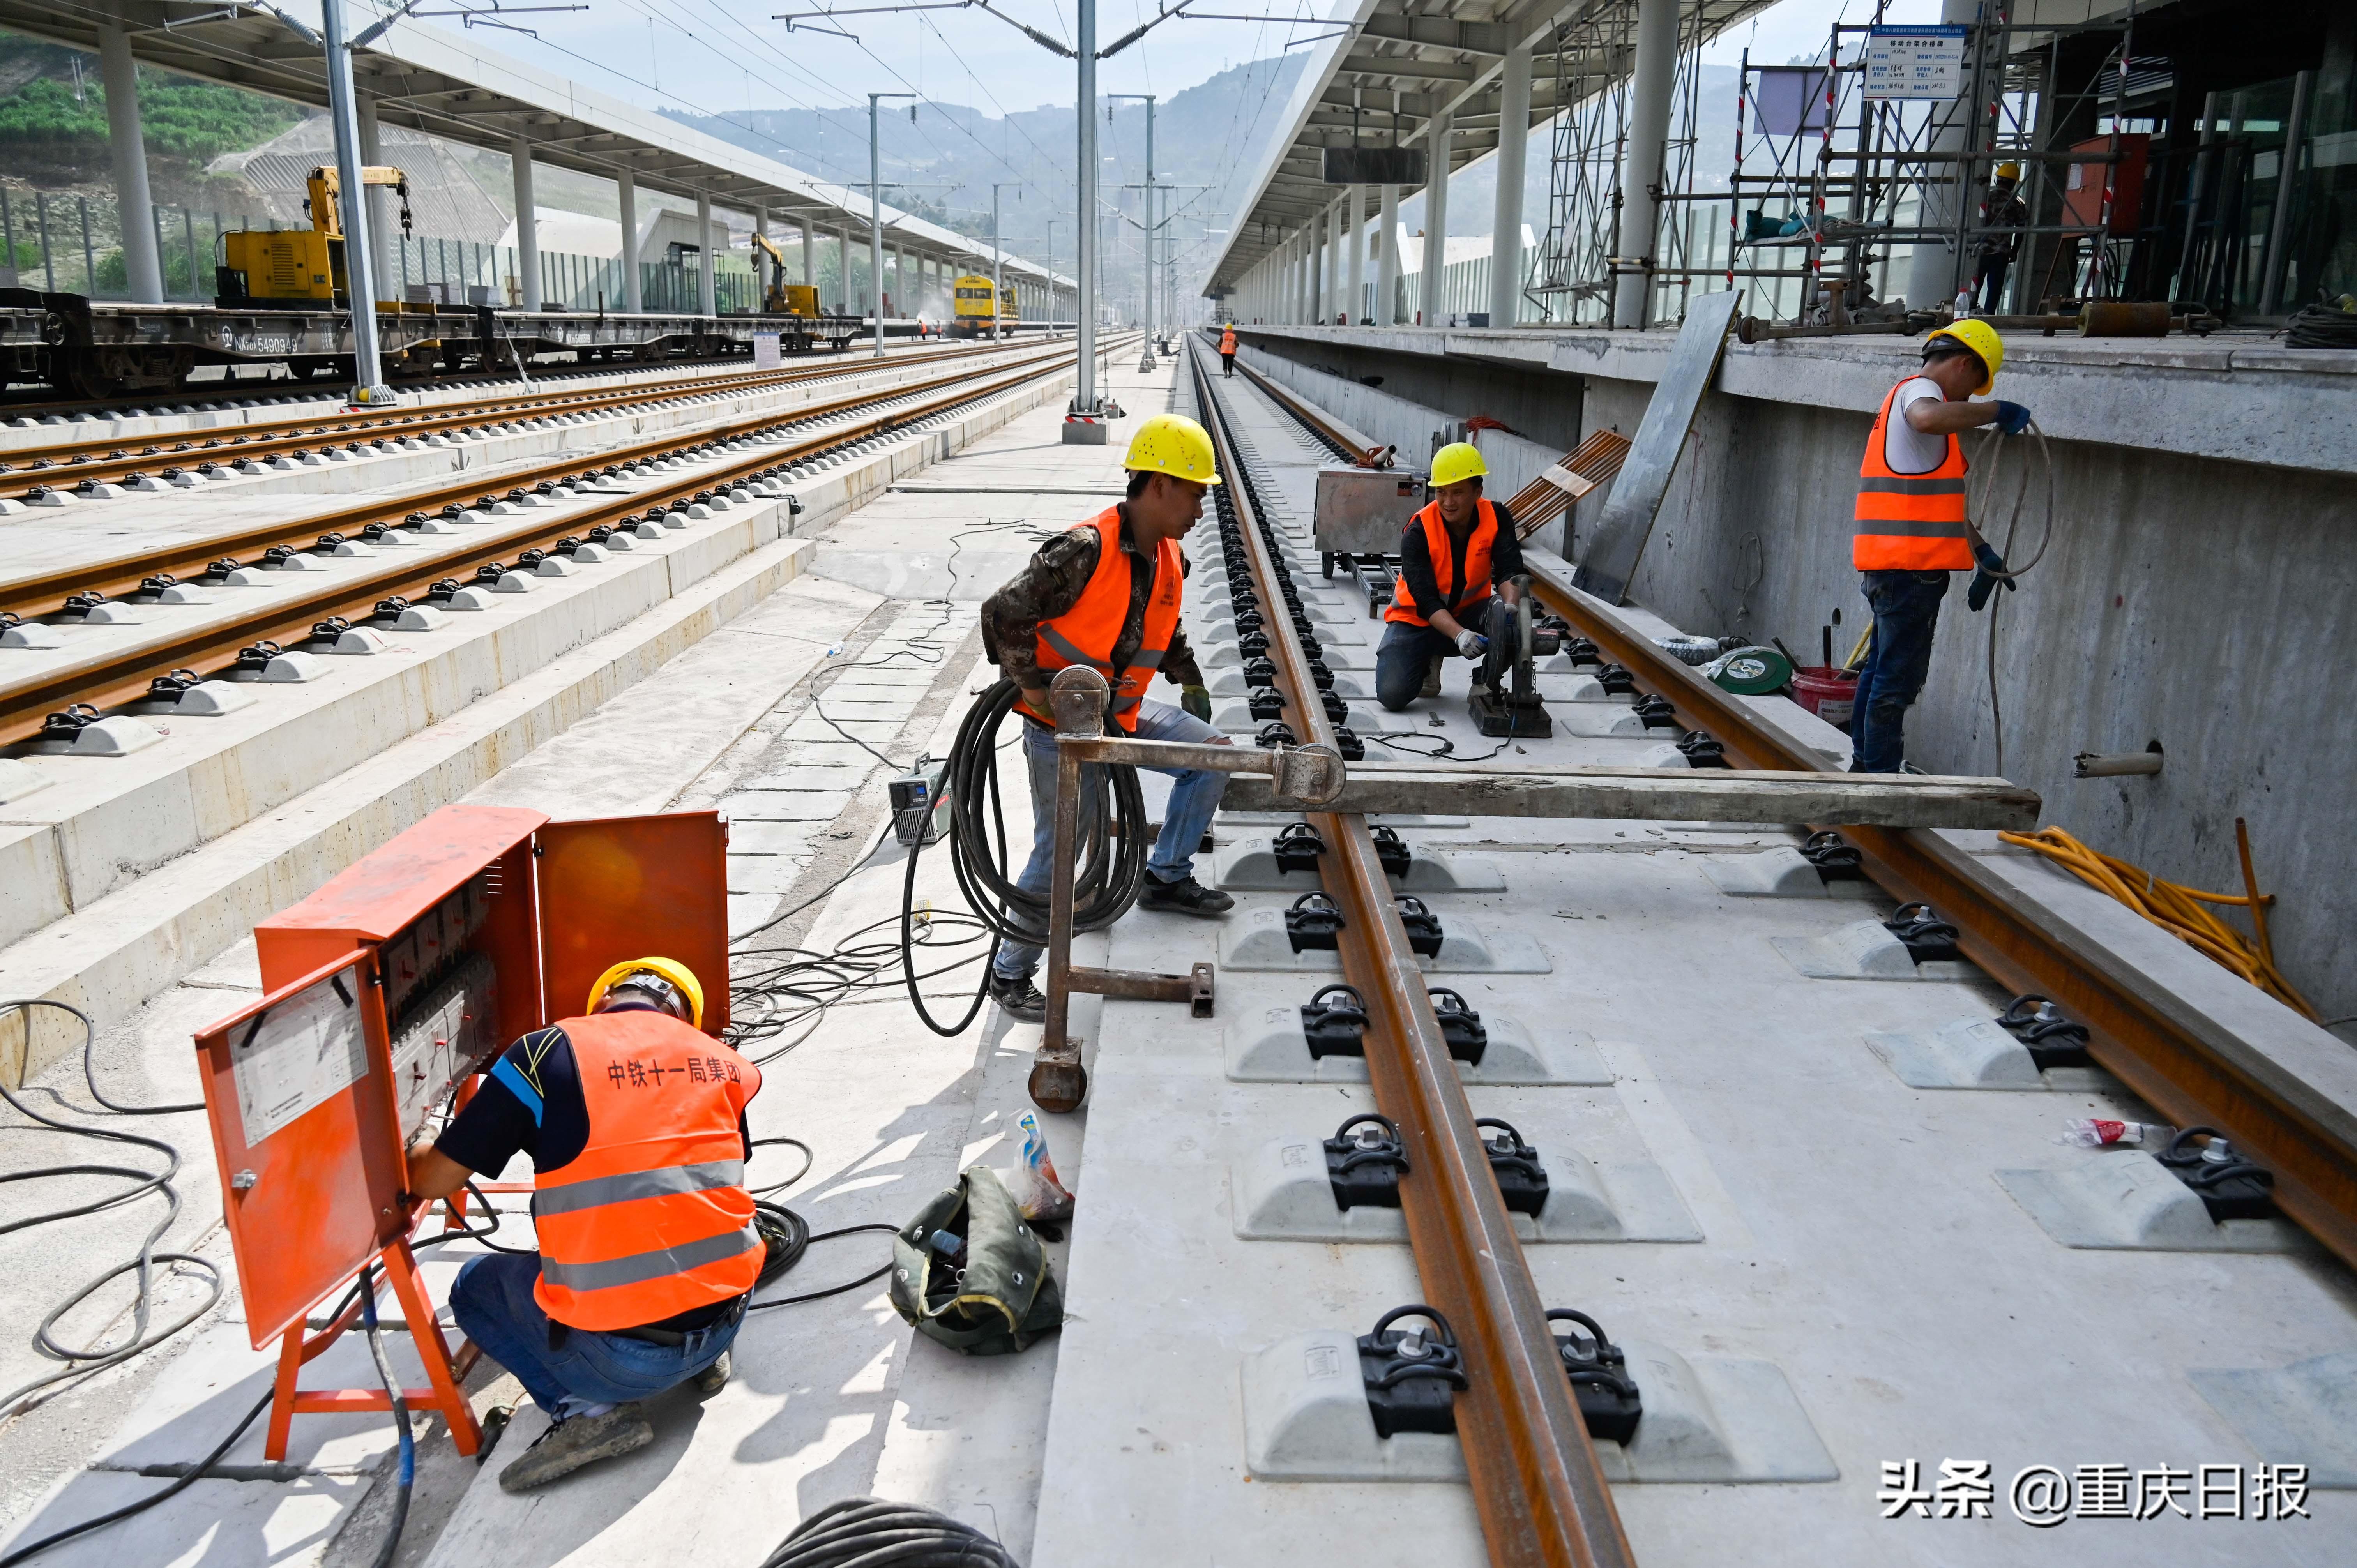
[1799,830,1864,882]
[1550,1308,1644,1443]
[1631,693,1680,730]
[1370,826,1413,879]
[1426,988,1489,1064]
[1242,656,1279,690]
[1286,893,1347,952]
[1300,984,1370,1059]
[1254,721,1297,750]
[1594,662,1637,695]
[1675,731,1729,768]
[234,640,283,673]
[1559,636,1601,667]
[1394,895,1444,957]
[1273,822,1326,874]
[1995,994,2094,1070]
[1475,1119,1550,1215]
[1359,1307,1468,1439]
[1333,726,1365,761]
[2157,1128,2277,1221]
[1324,1113,1408,1210]
[1884,902,1961,963]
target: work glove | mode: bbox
[1180,684,1212,723]
[1454,627,1488,659]
[1967,536,2016,612]
[1991,400,2032,436]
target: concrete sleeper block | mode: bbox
[2188,1351,2357,1489]
[1232,1135,1699,1243]
[1212,837,1504,894]
[1705,846,1879,900]
[1218,907,1551,973]
[1994,1152,2314,1253]
[260,650,331,682]
[70,715,164,756]
[1769,919,1978,982]
[174,680,257,715]
[1222,1001,1603,1084]
[1862,1017,2117,1090]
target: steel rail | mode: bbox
[0,338,1029,489]
[0,338,1123,751]
[1189,341,1635,1568]
[0,336,1085,625]
[1233,347,2357,1271]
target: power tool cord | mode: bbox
[358,1262,414,1568]
[1965,420,2057,778]
[760,1496,1020,1568]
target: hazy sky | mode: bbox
[405,0,1950,139]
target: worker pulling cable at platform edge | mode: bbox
[403,958,763,1492]
[1376,440,1524,712]
[978,413,1236,1025]
[1848,319,2034,773]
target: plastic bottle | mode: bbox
[2058,1118,2171,1148]
[1953,287,1972,319]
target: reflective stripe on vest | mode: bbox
[531,1011,763,1331]
[1384,498,1500,627]
[1021,507,1182,734]
[1854,378,1972,571]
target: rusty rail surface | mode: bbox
[0,337,1033,492]
[0,337,1120,750]
[1244,350,2357,1273]
[1190,342,1636,1568]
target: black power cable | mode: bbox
[760,1497,1021,1568]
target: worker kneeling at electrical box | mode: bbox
[405,957,762,1493]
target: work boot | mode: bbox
[988,971,1047,1024]
[1420,655,1444,700]
[497,1404,653,1493]
[693,1350,731,1397]
[1137,873,1235,918]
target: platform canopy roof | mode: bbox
[0,0,1074,291]
[1198,0,1773,300]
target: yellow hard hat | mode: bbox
[1429,441,1488,489]
[1123,413,1221,487]
[1924,317,2004,395]
[587,956,705,1029]
[1995,162,2021,182]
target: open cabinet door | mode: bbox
[536,810,731,1036]
[193,952,399,1347]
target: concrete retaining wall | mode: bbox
[1239,325,2357,1028]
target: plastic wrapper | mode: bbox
[1008,1110,1076,1227]
[2058,1118,2172,1148]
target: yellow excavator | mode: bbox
[751,231,820,317]
[219,164,413,306]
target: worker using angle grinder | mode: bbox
[1376,440,1525,711]
[1849,318,2031,772]
[978,413,1235,1024]
[405,958,765,1492]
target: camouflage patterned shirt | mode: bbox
[982,506,1205,694]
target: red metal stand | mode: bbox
[263,1236,482,1462]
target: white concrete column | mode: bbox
[354,88,398,298]
[510,135,540,311]
[1906,0,1988,310]
[1346,183,1366,323]
[1612,0,1680,328]
[1489,40,1532,327]
[1421,109,1452,327]
[617,169,643,312]
[799,217,814,286]
[1377,183,1400,323]
[695,192,716,315]
[97,8,162,304]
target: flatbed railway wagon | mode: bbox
[0,288,862,399]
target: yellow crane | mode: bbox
[750,232,820,317]
[220,165,414,306]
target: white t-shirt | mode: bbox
[1883,376,1952,476]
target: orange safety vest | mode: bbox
[1854,378,1973,571]
[1385,499,1500,627]
[532,1010,763,1331]
[1220,327,1237,354]
[1020,507,1182,733]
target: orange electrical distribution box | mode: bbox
[2064,132,2150,237]
[192,802,729,1460]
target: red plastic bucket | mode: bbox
[1792,665,1859,729]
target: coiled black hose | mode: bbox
[760,1497,1022,1568]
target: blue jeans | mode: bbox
[1850,570,1950,773]
[449,1253,741,1418]
[1376,622,1458,712]
[991,697,1230,982]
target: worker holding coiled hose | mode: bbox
[1849,318,2035,773]
[964,413,1236,1024]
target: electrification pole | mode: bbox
[319,0,390,403]
[1109,94,1156,369]
[1067,0,1099,439]
[991,182,1020,337]
[869,91,914,355]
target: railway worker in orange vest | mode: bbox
[1219,323,1238,377]
[1849,319,2030,772]
[405,958,762,1492]
[1376,440,1526,711]
[978,413,1233,1024]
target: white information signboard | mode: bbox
[231,963,369,1144]
[1864,24,1968,101]
[753,333,783,371]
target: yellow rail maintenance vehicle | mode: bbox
[951,273,1018,338]
[217,164,413,307]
